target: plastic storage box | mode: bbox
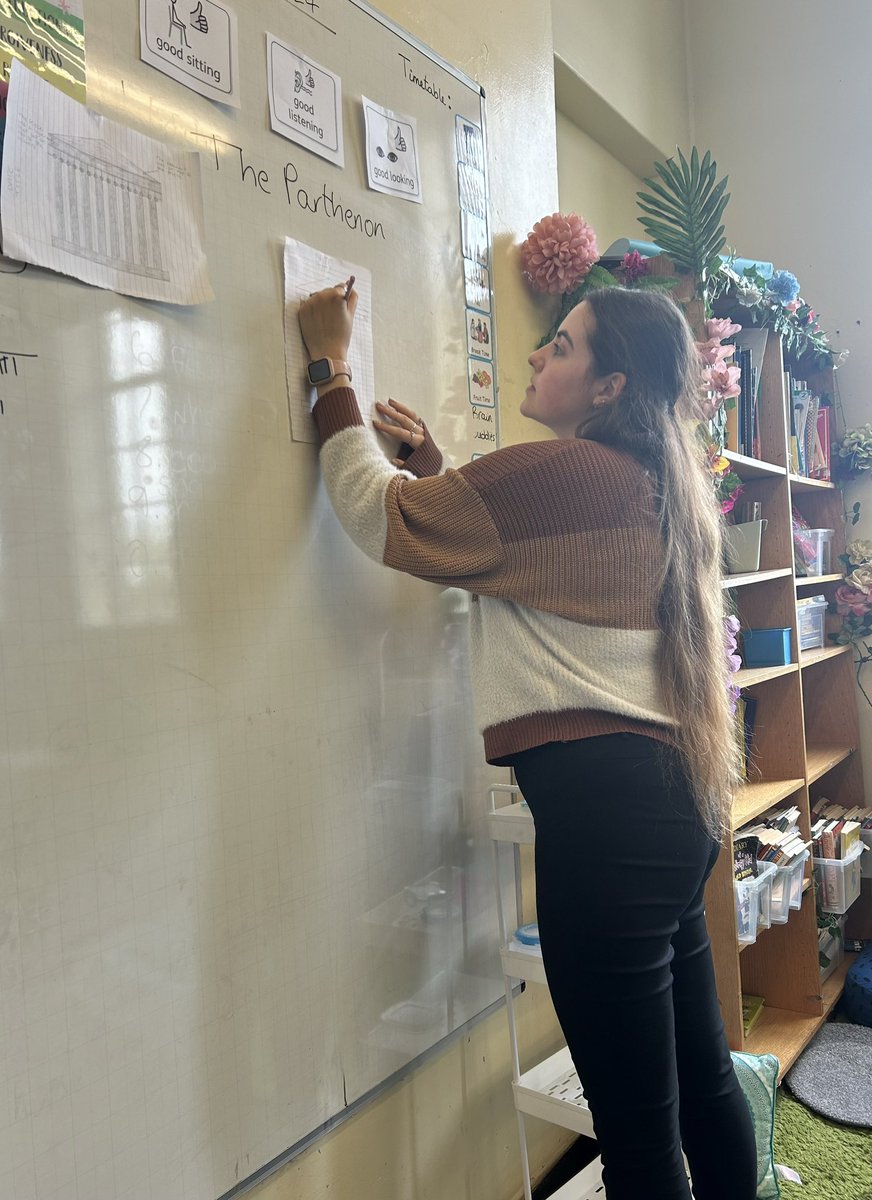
[801,529,834,577]
[796,595,828,652]
[735,862,777,944]
[770,850,810,923]
[813,842,865,914]
[742,627,792,667]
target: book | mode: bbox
[742,993,766,1037]
[812,404,831,480]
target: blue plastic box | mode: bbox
[742,627,791,667]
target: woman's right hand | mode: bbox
[298,281,357,364]
[373,399,426,466]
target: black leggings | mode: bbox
[511,734,757,1200]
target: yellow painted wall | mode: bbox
[551,0,691,155]
[247,4,571,1198]
[555,112,646,252]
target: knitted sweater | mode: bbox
[313,387,675,763]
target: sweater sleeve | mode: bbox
[312,386,661,623]
[312,386,504,583]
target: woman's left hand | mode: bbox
[374,399,426,467]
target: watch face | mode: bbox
[308,358,332,384]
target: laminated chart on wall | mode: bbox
[0,0,86,100]
[139,0,241,108]
[0,59,212,303]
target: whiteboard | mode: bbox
[0,3,510,1199]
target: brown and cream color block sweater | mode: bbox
[314,387,675,763]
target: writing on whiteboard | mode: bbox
[398,53,451,108]
[0,348,37,414]
[194,133,386,241]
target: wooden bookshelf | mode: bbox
[703,329,865,1069]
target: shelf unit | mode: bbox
[709,331,866,1071]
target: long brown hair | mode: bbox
[579,287,739,839]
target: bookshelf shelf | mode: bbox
[720,567,793,590]
[734,663,798,687]
[732,779,806,830]
[795,573,843,587]
[743,955,857,1079]
[789,473,837,492]
[723,450,787,480]
[801,644,852,669]
[805,743,855,783]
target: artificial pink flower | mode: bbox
[786,300,800,313]
[834,584,871,617]
[697,337,734,366]
[707,362,742,400]
[520,212,599,295]
[721,493,741,515]
[620,250,649,282]
[706,317,742,341]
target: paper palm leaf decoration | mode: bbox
[636,148,730,292]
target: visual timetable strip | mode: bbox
[455,114,495,455]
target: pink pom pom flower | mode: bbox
[520,212,599,295]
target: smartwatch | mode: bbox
[307,358,352,386]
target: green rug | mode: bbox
[775,1088,872,1198]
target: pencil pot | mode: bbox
[724,519,768,575]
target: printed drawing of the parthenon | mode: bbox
[48,134,171,281]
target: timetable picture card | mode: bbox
[468,358,495,408]
[140,0,240,107]
[463,258,490,313]
[461,210,488,267]
[455,114,483,171]
[267,34,344,168]
[363,96,421,204]
[465,309,492,360]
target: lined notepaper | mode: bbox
[0,59,213,305]
[283,237,373,442]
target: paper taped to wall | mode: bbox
[283,237,374,443]
[0,59,213,305]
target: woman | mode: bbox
[298,284,757,1200]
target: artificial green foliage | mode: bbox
[636,148,730,294]
[711,266,836,369]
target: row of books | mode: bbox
[733,805,808,880]
[811,799,871,859]
[787,376,831,479]
[724,328,768,458]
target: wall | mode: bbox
[684,0,872,790]
[555,112,646,251]
[247,3,571,1198]
[551,0,691,158]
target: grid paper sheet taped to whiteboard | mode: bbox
[283,237,374,443]
[0,59,213,305]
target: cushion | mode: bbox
[731,1050,781,1199]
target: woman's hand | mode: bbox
[298,281,357,363]
[374,399,426,467]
